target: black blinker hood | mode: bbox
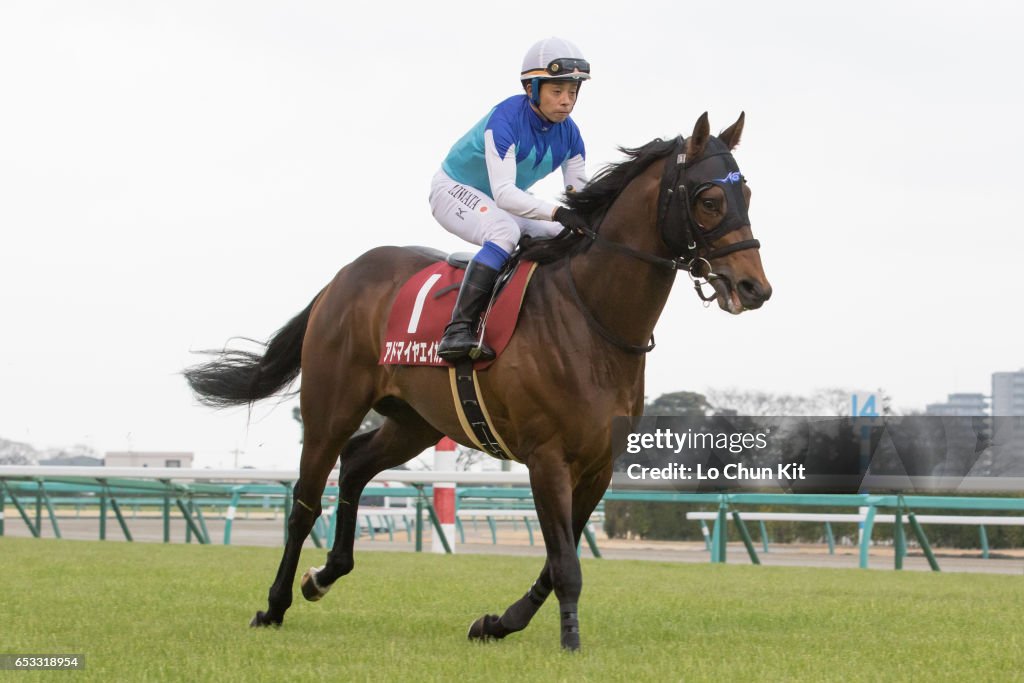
[657,136,757,260]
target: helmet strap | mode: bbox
[530,77,541,107]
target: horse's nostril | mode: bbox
[738,279,769,304]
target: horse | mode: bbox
[184,112,771,651]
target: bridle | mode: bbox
[566,135,761,354]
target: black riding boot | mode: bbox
[438,261,501,361]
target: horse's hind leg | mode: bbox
[301,407,442,597]
[250,425,356,627]
[468,463,611,650]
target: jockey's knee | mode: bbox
[479,219,520,255]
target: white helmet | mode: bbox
[520,37,591,83]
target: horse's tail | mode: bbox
[184,293,320,408]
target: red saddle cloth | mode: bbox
[379,260,538,369]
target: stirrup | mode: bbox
[439,324,493,361]
[439,339,494,362]
[467,340,495,361]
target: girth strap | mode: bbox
[448,360,519,461]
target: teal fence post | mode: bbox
[0,482,5,536]
[732,510,760,565]
[163,494,171,543]
[824,521,835,555]
[907,511,940,572]
[859,505,876,569]
[99,491,108,541]
[35,481,42,536]
[713,498,728,564]
[979,525,989,559]
[487,516,498,544]
[109,493,134,540]
[709,517,720,562]
[5,484,39,538]
[759,520,770,553]
[700,520,712,552]
[894,502,905,571]
[176,498,208,544]
[415,495,423,552]
[194,503,211,544]
[582,523,602,559]
[223,489,241,545]
[40,482,61,539]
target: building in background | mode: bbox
[38,454,103,466]
[924,393,989,416]
[988,369,1024,475]
[992,370,1024,416]
[104,451,194,468]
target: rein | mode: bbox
[564,258,658,353]
[565,136,761,354]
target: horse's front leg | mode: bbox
[469,465,609,650]
[469,455,581,649]
[531,458,583,650]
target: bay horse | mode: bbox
[184,112,771,651]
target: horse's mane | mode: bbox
[518,137,678,265]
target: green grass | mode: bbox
[1,538,1023,681]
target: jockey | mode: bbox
[430,36,591,361]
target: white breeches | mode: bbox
[429,169,564,254]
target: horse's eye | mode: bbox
[701,199,716,211]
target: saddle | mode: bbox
[378,246,536,370]
[379,246,538,461]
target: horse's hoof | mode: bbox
[561,632,581,652]
[467,614,503,641]
[249,610,281,628]
[301,566,330,602]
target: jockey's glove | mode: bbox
[554,207,588,235]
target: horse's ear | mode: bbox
[718,112,745,150]
[686,112,711,160]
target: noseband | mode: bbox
[567,135,761,353]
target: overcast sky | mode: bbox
[2,1,1021,468]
